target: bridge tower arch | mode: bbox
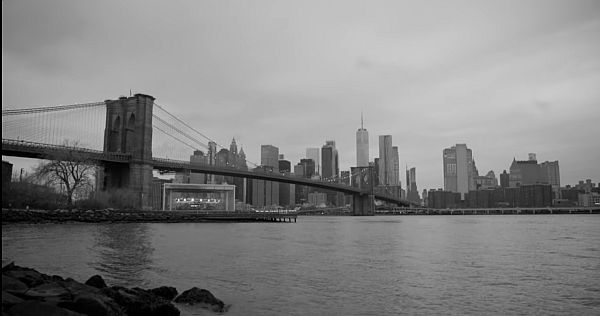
[98,94,154,209]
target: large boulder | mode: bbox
[58,293,124,316]
[2,275,28,293]
[7,301,85,316]
[102,286,179,316]
[148,286,178,301]
[85,275,107,289]
[21,281,72,305]
[174,287,226,313]
[2,265,49,288]
[2,290,25,309]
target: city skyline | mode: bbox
[3,0,600,190]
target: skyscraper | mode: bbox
[261,145,279,172]
[321,141,339,180]
[540,160,560,199]
[229,138,238,156]
[378,135,394,186]
[278,154,294,206]
[509,157,539,187]
[540,161,560,188]
[306,148,320,176]
[252,145,279,207]
[392,146,400,186]
[356,113,369,167]
[443,144,478,198]
[406,167,420,203]
[500,170,509,188]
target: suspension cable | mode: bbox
[2,102,105,116]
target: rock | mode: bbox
[7,301,85,316]
[2,264,182,316]
[2,262,16,272]
[25,282,70,297]
[2,266,48,288]
[2,291,24,308]
[174,287,226,313]
[148,286,178,301]
[2,275,28,293]
[85,275,107,289]
[102,286,179,316]
[58,293,124,316]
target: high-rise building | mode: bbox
[443,144,478,198]
[278,155,295,206]
[371,159,380,187]
[500,170,509,188]
[278,155,291,173]
[251,145,280,207]
[392,146,400,186]
[306,148,320,176]
[540,160,560,193]
[229,138,238,156]
[507,156,560,199]
[474,171,498,190]
[207,141,217,184]
[356,113,369,167]
[321,141,339,180]
[261,145,279,172]
[294,159,315,205]
[509,158,540,187]
[405,167,420,203]
[298,158,316,178]
[378,135,394,186]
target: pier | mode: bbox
[375,206,600,216]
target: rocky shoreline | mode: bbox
[2,208,239,224]
[2,262,228,315]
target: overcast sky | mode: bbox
[3,0,600,190]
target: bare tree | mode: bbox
[34,140,96,207]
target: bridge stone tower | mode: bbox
[351,166,375,215]
[98,94,154,209]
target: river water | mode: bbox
[3,215,600,315]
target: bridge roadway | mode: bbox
[1,138,411,207]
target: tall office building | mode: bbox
[278,155,295,206]
[406,167,420,203]
[443,144,478,198]
[298,158,316,178]
[306,148,320,176]
[500,170,509,188]
[252,145,279,207]
[356,114,369,167]
[261,145,279,172]
[540,161,560,188]
[392,146,400,186]
[509,158,540,187]
[207,141,217,184]
[378,135,394,186]
[321,141,339,180]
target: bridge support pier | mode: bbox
[98,94,155,210]
[353,194,374,216]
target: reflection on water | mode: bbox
[92,223,155,287]
[3,216,600,315]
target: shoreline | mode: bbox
[1,208,297,224]
[2,207,598,225]
[1,262,228,315]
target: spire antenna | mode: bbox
[361,111,364,129]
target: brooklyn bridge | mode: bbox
[2,94,413,214]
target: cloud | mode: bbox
[3,0,600,190]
